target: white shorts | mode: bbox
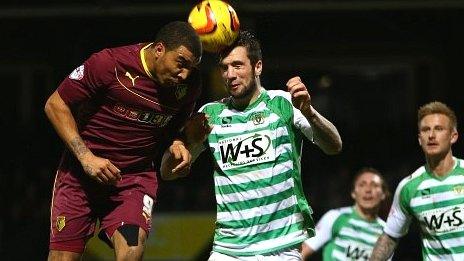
[208,247,302,261]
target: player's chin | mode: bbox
[423,148,444,157]
[359,201,378,210]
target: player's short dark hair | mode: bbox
[155,21,202,61]
[220,30,262,66]
[418,101,457,131]
[352,167,390,198]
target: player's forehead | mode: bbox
[355,172,381,184]
[170,45,199,65]
[419,113,451,128]
[220,46,250,65]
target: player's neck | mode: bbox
[231,83,263,110]
[142,46,157,80]
[355,204,377,221]
[426,151,455,177]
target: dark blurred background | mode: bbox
[1,0,463,260]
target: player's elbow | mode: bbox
[44,91,65,120]
[324,140,342,155]
[332,141,343,154]
[44,95,55,119]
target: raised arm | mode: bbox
[370,233,398,261]
[287,76,342,155]
[44,91,121,184]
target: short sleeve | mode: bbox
[384,180,412,238]
[57,49,114,107]
[268,90,313,141]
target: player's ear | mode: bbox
[451,129,458,144]
[154,42,165,57]
[254,60,262,76]
[351,191,355,200]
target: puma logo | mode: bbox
[125,71,140,86]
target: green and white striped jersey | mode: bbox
[198,89,316,256]
[304,206,385,261]
[384,157,464,260]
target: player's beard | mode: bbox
[228,75,257,100]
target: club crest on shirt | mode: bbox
[454,185,464,195]
[69,65,84,80]
[175,84,188,100]
[249,112,265,125]
[56,216,66,232]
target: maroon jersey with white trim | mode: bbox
[57,43,201,173]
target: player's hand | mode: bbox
[183,112,213,145]
[169,140,192,178]
[80,153,122,185]
[287,76,313,113]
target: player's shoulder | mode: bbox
[86,45,122,68]
[324,206,351,220]
[401,165,426,184]
[335,206,353,214]
[266,89,292,103]
[105,43,144,64]
[263,89,295,120]
[396,165,427,194]
[105,43,141,56]
[198,98,229,114]
[456,157,464,169]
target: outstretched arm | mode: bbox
[370,233,398,261]
[287,76,342,155]
[44,91,121,184]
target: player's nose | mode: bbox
[177,69,189,81]
[225,66,237,79]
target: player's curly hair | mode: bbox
[418,101,457,130]
[219,30,262,66]
[155,21,202,61]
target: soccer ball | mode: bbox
[188,0,240,53]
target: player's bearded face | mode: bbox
[418,113,457,158]
[352,172,385,211]
[220,46,258,100]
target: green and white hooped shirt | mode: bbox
[198,89,316,256]
[304,206,386,261]
[384,157,464,261]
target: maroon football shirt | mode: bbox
[57,43,201,173]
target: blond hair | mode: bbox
[417,101,457,130]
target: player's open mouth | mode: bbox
[229,84,240,89]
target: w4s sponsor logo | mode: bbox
[345,245,371,260]
[218,130,275,170]
[421,206,464,233]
